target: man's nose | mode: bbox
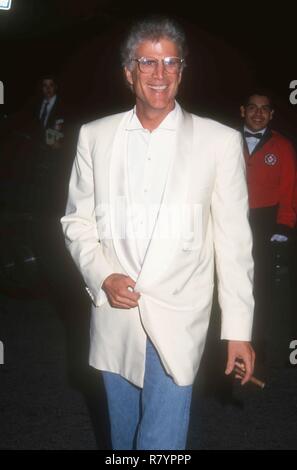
[255,107,263,115]
[153,61,165,79]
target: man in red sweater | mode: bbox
[240,91,297,374]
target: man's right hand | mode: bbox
[102,274,140,309]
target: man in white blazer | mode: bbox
[61,16,255,450]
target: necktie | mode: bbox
[40,101,49,127]
[244,131,263,139]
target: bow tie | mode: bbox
[244,131,263,140]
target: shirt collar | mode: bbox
[244,125,266,136]
[43,95,57,106]
[126,101,181,131]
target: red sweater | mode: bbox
[244,129,297,229]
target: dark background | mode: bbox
[1,1,297,450]
[0,0,296,135]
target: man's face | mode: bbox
[124,38,183,116]
[240,95,274,132]
[42,79,57,100]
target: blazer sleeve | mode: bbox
[61,124,114,307]
[276,139,297,232]
[211,131,254,341]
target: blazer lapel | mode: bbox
[109,110,141,279]
[135,110,193,292]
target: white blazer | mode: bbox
[61,106,254,387]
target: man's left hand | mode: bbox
[225,341,255,385]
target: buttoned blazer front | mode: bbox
[61,106,254,387]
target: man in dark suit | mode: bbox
[38,75,65,148]
[31,75,70,214]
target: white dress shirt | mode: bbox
[244,125,266,154]
[125,102,181,265]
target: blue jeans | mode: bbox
[102,339,193,450]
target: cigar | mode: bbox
[234,361,265,389]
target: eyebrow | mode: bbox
[247,103,271,108]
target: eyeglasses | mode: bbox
[246,104,272,113]
[131,56,185,74]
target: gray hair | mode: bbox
[121,16,188,70]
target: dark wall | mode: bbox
[0,1,296,136]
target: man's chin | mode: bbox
[249,123,266,132]
[148,99,174,112]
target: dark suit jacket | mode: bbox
[32,96,70,215]
[37,96,66,131]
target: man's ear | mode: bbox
[124,67,134,87]
[270,109,274,121]
[240,105,246,118]
[178,70,183,85]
